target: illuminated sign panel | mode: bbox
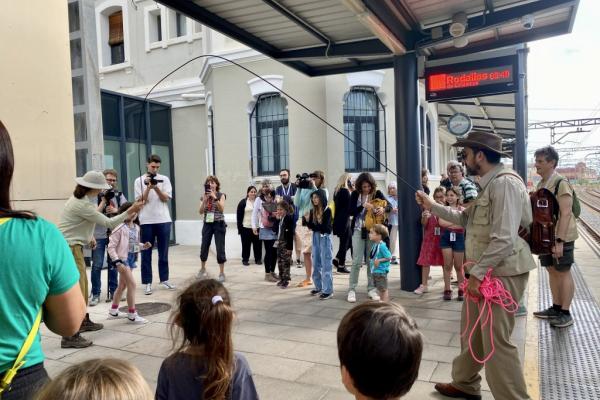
[425,56,518,102]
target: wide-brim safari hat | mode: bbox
[451,130,511,158]
[75,171,111,190]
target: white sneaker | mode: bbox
[197,269,208,279]
[160,281,176,290]
[368,289,381,301]
[128,313,148,324]
[145,284,152,295]
[347,290,357,303]
[414,284,428,295]
[218,273,226,283]
[108,309,127,318]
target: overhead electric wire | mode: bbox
[137,54,423,196]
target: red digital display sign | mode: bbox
[424,55,518,102]
[428,66,512,91]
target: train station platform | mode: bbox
[40,229,600,399]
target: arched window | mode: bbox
[250,94,289,176]
[420,107,433,171]
[343,87,385,172]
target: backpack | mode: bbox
[554,178,581,218]
[528,188,559,255]
[364,198,387,230]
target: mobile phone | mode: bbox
[204,183,211,193]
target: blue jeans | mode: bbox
[127,252,138,268]
[312,232,333,295]
[140,222,171,284]
[91,238,118,297]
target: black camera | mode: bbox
[145,173,163,186]
[103,189,116,201]
[296,173,312,189]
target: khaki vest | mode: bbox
[465,168,536,277]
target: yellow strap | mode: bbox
[0,218,11,226]
[0,310,42,393]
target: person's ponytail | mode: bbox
[203,300,234,400]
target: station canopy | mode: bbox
[158,0,578,152]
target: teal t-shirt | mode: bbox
[369,241,392,274]
[0,217,79,373]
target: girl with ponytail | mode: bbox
[156,279,259,400]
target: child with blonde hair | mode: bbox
[107,202,152,323]
[156,279,259,400]
[368,224,392,302]
[36,358,153,400]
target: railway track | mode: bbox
[576,189,600,243]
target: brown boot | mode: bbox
[79,313,104,332]
[434,383,481,399]
[61,333,92,348]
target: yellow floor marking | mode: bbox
[524,266,540,400]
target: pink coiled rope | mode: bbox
[459,262,519,364]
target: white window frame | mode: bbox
[143,7,202,52]
[95,0,131,73]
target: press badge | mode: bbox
[205,212,215,223]
[129,243,140,253]
[434,227,441,236]
[450,232,456,242]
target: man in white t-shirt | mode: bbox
[134,154,175,295]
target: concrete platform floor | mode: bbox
[40,244,534,399]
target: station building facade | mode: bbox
[76,0,457,245]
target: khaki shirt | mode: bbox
[58,195,129,246]
[431,164,536,280]
[536,173,579,243]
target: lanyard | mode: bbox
[281,184,292,197]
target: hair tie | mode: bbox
[211,295,223,305]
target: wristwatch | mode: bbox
[556,238,564,243]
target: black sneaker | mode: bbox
[242,260,250,266]
[533,307,561,319]
[280,281,289,289]
[337,267,350,274]
[276,280,284,286]
[319,293,333,300]
[296,259,303,268]
[255,260,263,265]
[549,313,574,328]
[310,289,321,296]
[332,258,339,268]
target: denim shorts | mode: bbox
[439,230,465,252]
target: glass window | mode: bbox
[72,76,85,106]
[250,94,288,176]
[108,10,125,65]
[426,116,433,171]
[70,38,82,70]
[125,142,148,200]
[102,93,121,139]
[74,112,87,142]
[68,2,80,33]
[124,98,145,141]
[176,13,186,37]
[150,104,170,144]
[75,148,88,177]
[343,87,385,172]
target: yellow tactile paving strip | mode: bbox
[524,266,540,400]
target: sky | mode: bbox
[526,0,600,167]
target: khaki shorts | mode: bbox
[296,224,312,254]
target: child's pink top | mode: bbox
[108,223,141,262]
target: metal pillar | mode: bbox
[514,47,528,182]
[394,54,422,291]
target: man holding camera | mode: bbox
[89,169,127,306]
[275,169,302,267]
[134,154,175,295]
